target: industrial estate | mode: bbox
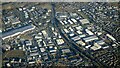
[1,2,120,67]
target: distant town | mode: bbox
[1,2,120,67]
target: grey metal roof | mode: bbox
[2,25,34,38]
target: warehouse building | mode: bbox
[2,25,35,40]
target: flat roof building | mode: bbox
[68,19,74,24]
[56,39,64,45]
[71,18,77,23]
[91,43,101,51]
[62,49,71,53]
[85,29,94,35]
[83,35,98,42]
[41,30,48,38]
[80,19,90,25]
[76,40,86,46]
